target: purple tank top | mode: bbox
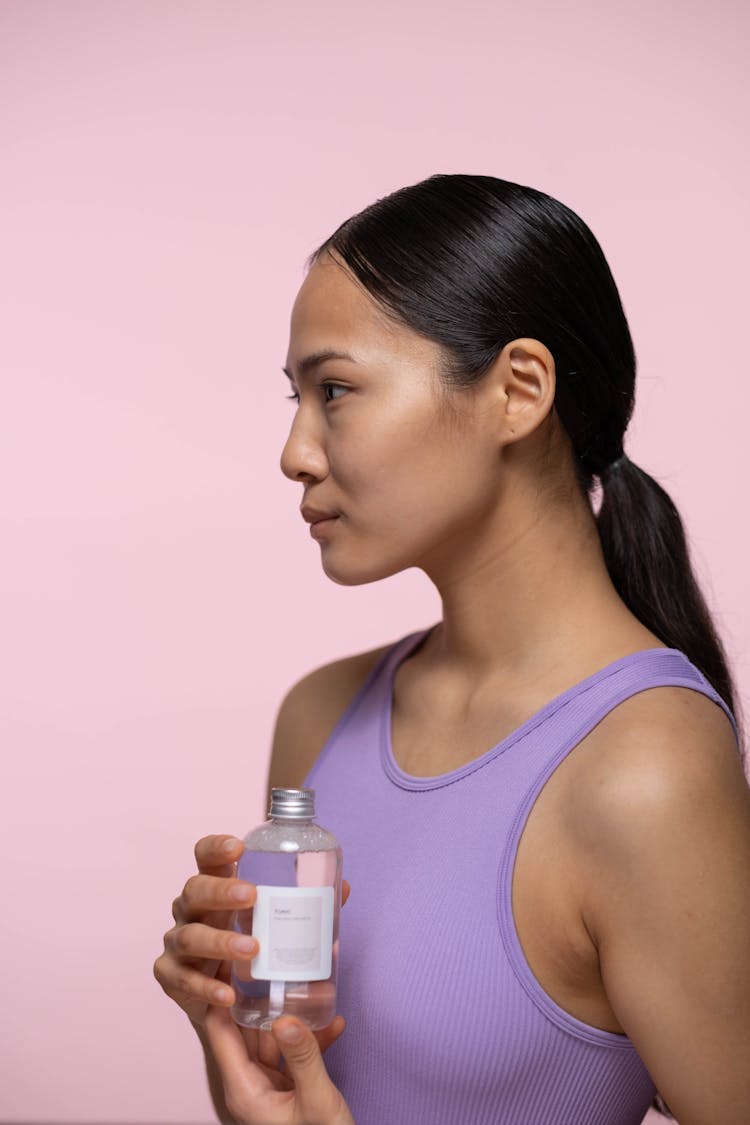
[304,625,740,1125]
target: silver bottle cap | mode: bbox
[269,787,315,819]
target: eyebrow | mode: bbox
[282,348,358,381]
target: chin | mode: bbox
[321,552,408,587]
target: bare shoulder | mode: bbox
[567,682,748,870]
[265,638,396,805]
[561,685,750,1117]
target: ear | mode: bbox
[496,338,555,442]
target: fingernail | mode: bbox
[276,1021,304,1044]
[230,883,254,901]
[230,935,256,954]
[223,838,241,853]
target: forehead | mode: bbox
[288,254,394,351]
[285,252,439,374]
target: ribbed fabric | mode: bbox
[304,625,740,1125]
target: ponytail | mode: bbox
[594,454,745,761]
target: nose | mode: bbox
[279,408,330,483]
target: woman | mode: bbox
[154,174,750,1124]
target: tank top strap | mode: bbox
[304,630,424,785]
[359,626,435,708]
[390,632,740,756]
[497,644,741,910]
[496,646,740,1043]
[541,645,739,759]
[502,646,741,826]
[369,629,430,700]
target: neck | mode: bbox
[418,474,646,687]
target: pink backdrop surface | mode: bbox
[1,1,747,1121]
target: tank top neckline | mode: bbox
[381,625,690,791]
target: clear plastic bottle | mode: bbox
[230,787,343,1031]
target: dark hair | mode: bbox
[307,173,745,1118]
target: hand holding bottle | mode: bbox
[153,831,350,1029]
[202,1003,356,1125]
[153,832,260,1028]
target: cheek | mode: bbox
[333,409,492,525]
[355,420,457,483]
[363,456,481,536]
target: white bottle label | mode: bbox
[251,884,334,982]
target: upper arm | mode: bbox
[572,687,750,1125]
[265,641,392,811]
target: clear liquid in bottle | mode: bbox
[230,787,342,1031]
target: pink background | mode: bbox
[1,2,747,1121]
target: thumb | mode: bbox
[271,1018,352,1124]
[273,1017,329,1077]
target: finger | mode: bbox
[216,957,233,985]
[177,873,256,923]
[342,879,351,907]
[237,1023,260,1060]
[203,1004,275,1103]
[194,834,245,875]
[165,920,259,965]
[256,1027,283,1070]
[314,1014,347,1054]
[154,953,236,1007]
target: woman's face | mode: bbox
[280,251,508,586]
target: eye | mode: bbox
[284,383,348,405]
[322,382,348,402]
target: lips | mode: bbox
[301,506,339,525]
